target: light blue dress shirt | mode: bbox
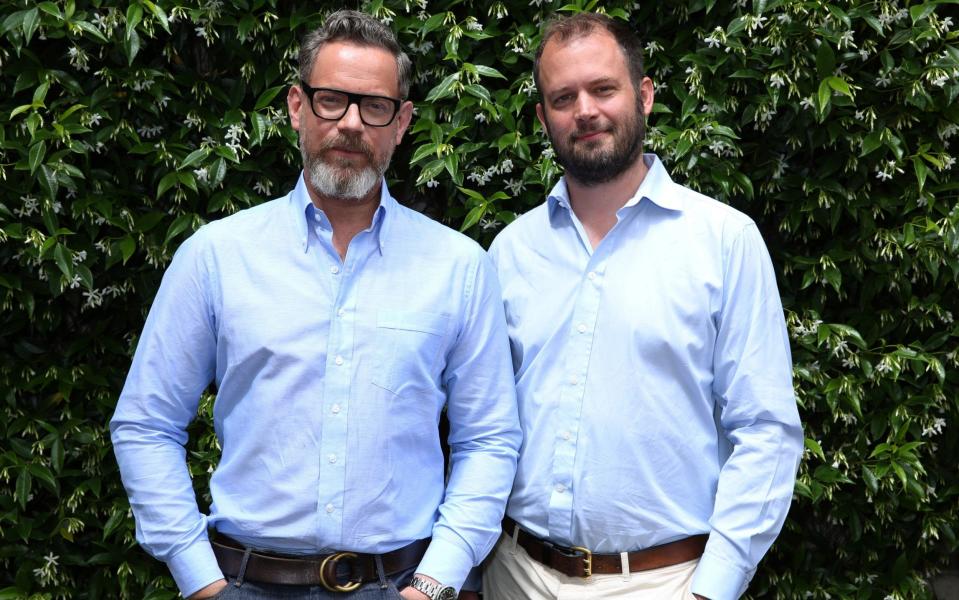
[111,176,521,597]
[488,154,802,600]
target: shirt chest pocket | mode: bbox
[371,309,450,396]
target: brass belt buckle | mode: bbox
[570,546,592,578]
[319,551,362,592]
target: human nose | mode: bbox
[337,101,364,133]
[573,93,599,122]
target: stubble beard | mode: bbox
[300,133,393,201]
[547,96,646,187]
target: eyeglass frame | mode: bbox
[298,80,403,128]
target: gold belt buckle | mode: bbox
[319,551,362,592]
[570,546,592,578]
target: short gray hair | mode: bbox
[297,10,413,100]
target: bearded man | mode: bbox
[111,10,520,600]
[483,12,802,600]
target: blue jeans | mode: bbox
[209,565,415,599]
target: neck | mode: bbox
[307,180,381,260]
[566,155,650,249]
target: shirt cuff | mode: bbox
[689,551,751,600]
[415,534,475,592]
[167,537,224,598]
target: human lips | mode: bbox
[572,128,611,143]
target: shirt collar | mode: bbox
[289,173,394,255]
[546,153,684,215]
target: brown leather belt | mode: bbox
[503,518,707,578]
[212,534,429,591]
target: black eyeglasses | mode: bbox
[299,81,402,127]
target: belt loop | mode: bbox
[375,554,388,589]
[509,524,520,556]
[619,551,630,582]
[235,547,252,587]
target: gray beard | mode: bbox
[300,136,386,201]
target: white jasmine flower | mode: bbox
[194,167,209,183]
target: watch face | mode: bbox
[437,588,457,600]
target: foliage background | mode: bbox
[1,0,957,598]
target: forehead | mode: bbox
[538,31,629,93]
[309,41,400,96]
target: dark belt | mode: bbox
[503,518,707,578]
[212,534,429,591]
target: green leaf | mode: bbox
[460,203,487,232]
[22,7,40,45]
[123,28,141,65]
[53,244,73,279]
[254,85,286,110]
[250,112,270,146]
[27,463,58,494]
[912,157,928,191]
[101,508,126,540]
[862,465,879,493]
[156,171,179,198]
[817,79,832,115]
[464,83,492,103]
[180,148,210,169]
[38,164,59,199]
[804,437,826,462]
[910,3,938,23]
[15,469,31,510]
[126,3,143,34]
[28,140,46,175]
[860,130,883,157]
[119,235,136,263]
[74,20,109,43]
[38,2,61,18]
[142,0,171,34]
[164,214,195,245]
[425,73,460,103]
[1,11,27,36]
[473,64,507,79]
[826,76,852,98]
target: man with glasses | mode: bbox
[111,10,520,600]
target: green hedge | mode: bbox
[1,1,957,598]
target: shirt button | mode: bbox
[334,356,344,366]
[337,308,345,317]
[577,323,587,333]
[587,271,597,280]
[331,404,341,414]
[555,483,566,493]
[325,503,334,513]
[328,454,337,464]
[562,431,572,441]
[330,265,340,274]
[570,375,579,385]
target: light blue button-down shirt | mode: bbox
[111,176,521,597]
[488,154,802,600]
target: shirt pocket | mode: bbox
[371,309,450,396]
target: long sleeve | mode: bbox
[415,252,522,591]
[690,223,803,599]
[109,230,223,597]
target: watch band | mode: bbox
[409,575,456,600]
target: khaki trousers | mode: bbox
[483,535,698,600]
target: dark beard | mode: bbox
[547,99,646,187]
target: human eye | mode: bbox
[551,93,574,107]
[316,91,346,109]
[363,97,392,115]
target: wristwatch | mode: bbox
[409,576,457,600]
